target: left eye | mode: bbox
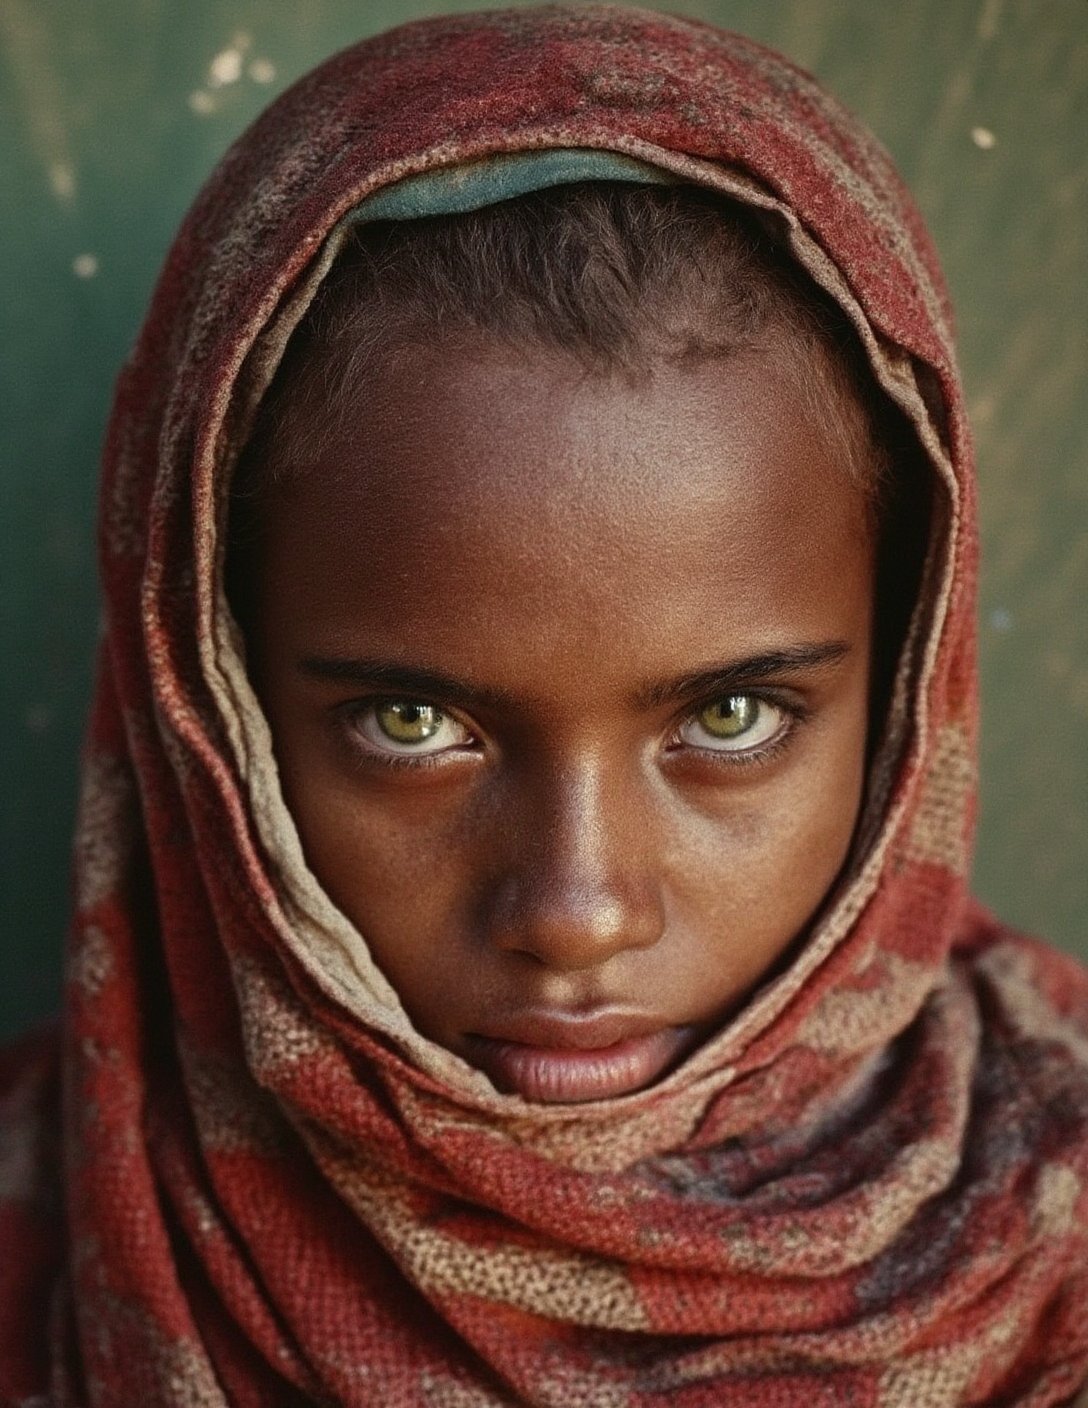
[676,695,785,753]
[352,700,473,756]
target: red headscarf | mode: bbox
[3,7,1087,1404]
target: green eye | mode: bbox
[353,699,474,759]
[677,694,785,754]
[375,701,445,744]
[697,696,758,739]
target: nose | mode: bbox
[483,757,666,971]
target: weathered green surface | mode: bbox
[1,0,1085,1038]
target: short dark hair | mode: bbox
[232,182,895,516]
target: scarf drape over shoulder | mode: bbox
[3,7,1087,1405]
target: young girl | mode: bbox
[2,6,1086,1404]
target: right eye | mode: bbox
[675,694,786,754]
[349,700,474,758]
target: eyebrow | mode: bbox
[633,641,852,709]
[298,657,516,712]
[298,640,851,712]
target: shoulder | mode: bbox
[944,913,1088,1402]
[952,905,1088,1216]
[955,902,1088,1051]
[0,1024,64,1403]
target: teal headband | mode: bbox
[347,148,677,224]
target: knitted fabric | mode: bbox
[2,7,1087,1405]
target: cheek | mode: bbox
[675,800,852,938]
[671,708,869,971]
[284,767,466,923]
[274,750,484,1000]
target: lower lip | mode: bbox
[466,1027,694,1103]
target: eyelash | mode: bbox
[338,692,810,774]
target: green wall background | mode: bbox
[2,0,1086,1039]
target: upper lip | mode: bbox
[469,1008,673,1051]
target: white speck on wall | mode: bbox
[971,126,997,151]
[248,57,277,85]
[189,89,216,116]
[72,253,99,279]
[208,46,244,88]
[49,161,76,201]
[990,608,1013,633]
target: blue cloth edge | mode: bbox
[347,149,678,224]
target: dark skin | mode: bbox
[242,338,876,1102]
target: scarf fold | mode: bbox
[2,7,1087,1405]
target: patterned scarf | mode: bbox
[3,8,1087,1405]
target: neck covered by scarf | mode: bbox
[2,7,1088,1405]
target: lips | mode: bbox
[465,1012,697,1103]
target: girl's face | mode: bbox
[244,340,876,1102]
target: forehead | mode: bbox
[250,342,874,689]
